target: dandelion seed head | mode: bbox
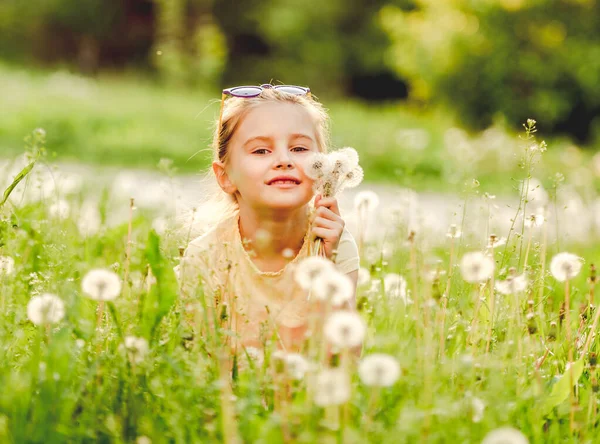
[294,256,335,291]
[339,166,364,190]
[460,252,495,283]
[354,190,380,214]
[481,427,529,444]
[357,267,371,286]
[313,368,350,406]
[123,336,149,364]
[524,212,545,228]
[550,252,583,282]
[358,353,401,387]
[285,353,311,380]
[305,152,332,180]
[324,310,366,348]
[0,256,15,275]
[48,199,70,220]
[81,268,122,301]
[27,293,65,326]
[446,224,462,239]
[336,147,360,168]
[312,270,354,306]
[383,273,410,303]
[495,274,528,295]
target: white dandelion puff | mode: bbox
[324,310,366,348]
[284,353,311,380]
[524,212,545,228]
[460,252,495,283]
[357,267,371,286]
[354,190,380,214]
[358,353,401,387]
[495,274,528,295]
[487,236,507,249]
[471,396,485,423]
[305,152,333,180]
[550,252,583,282]
[481,427,529,444]
[446,224,462,239]
[48,199,70,220]
[0,256,15,275]
[81,268,122,301]
[123,336,149,364]
[383,273,410,303]
[336,147,360,169]
[27,293,65,326]
[313,368,351,406]
[337,166,364,192]
[294,256,335,291]
[312,270,354,306]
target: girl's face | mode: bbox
[216,102,319,213]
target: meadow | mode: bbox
[1,118,600,443]
[2,62,599,195]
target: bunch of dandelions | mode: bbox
[294,256,354,306]
[306,147,364,198]
[305,147,364,256]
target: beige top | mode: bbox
[175,211,359,352]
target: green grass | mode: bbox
[2,62,598,195]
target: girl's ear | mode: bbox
[212,161,237,194]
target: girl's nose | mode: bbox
[274,147,294,169]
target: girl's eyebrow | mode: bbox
[290,133,315,142]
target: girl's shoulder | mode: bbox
[185,213,238,255]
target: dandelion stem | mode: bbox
[486,244,496,354]
[124,197,134,300]
[438,236,455,358]
[565,279,576,433]
[523,227,533,272]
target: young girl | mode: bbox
[176,84,359,358]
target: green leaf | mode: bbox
[542,359,584,415]
[0,158,37,208]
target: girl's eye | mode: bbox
[291,146,309,152]
[252,149,269,155]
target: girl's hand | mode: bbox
[312,194,345,260]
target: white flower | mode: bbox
[550,252,583,282]
[313,368,350,406]
[354,190,380,214]
[123,336,149,364]
[470,396,485,423]
[357,267,371,286]
[358,353,401,387]
[0,256,15,275]
[312,270,354,306]
[324,311,366,348]
[487,237,507,249]
[460,252,495,283]
[305,152,333,180]
[383,273,410,303]
[336,147,360,169]
[285,353,311,380]
[330,149,354,175]
[481,427,529,444]
[524,212,545,228]
[495,275,528,295]
[446,224,462,239]
[294,256,335,291]
[27,293,65,325]
[48,199,70,220]
[81,268,122,301]
[337,166,364,191]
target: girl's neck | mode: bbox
[237,205,310,260]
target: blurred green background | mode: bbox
[1,0,599,193]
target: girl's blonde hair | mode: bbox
[179,88,331,239]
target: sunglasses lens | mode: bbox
[274,86,308,95]
[229,86,262,97]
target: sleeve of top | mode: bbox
[334,227,360,274]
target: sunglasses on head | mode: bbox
[217,84,311,147]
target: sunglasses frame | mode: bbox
[216,84,312,154]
